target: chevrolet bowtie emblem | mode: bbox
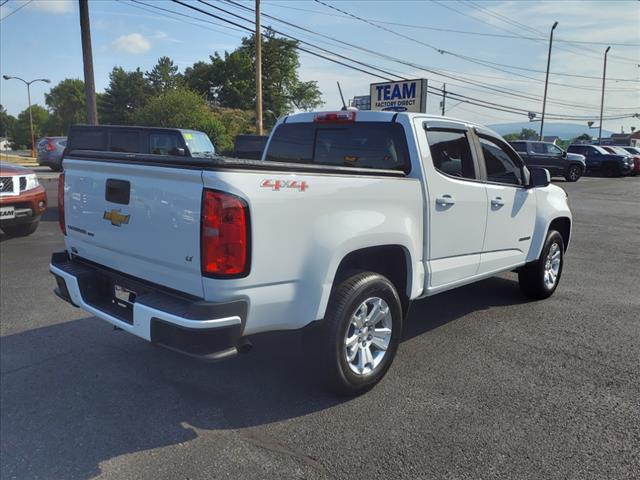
[103,209,130,227]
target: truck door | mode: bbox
[529,142,551,170]
[473,131,536,274]
[543,142,567,175]
[419,121,487,288]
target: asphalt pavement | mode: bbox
[1,175,639,479]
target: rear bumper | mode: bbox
[50,251,248,361]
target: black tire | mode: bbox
[518,230,564,299]
[316,271,403,396]
[602,163,619,177]
[1,221,39,237]
[564,165,582,182]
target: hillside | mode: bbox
[489,122,613,139]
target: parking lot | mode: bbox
[1,174,638,479]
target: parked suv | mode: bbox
[510,140,585,182]
[567,144,632,177]
[37,136,67,171]
[62,125,216,159]
[602,146,640,176]
[0,162,47,236]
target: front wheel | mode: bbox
[565,165,582,182]
[519,230,564,299]
[317,272,403,396]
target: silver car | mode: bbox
[36,136,67,171]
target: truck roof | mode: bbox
[68,124,203,135]
[281,110,501,137]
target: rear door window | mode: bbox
[530,142,545,154]
[149,132,183,156]
[425,129,476,179]
[265,122,409,172]
[70,129,107,151]
[510,142,526,153]
[109,130,141,153]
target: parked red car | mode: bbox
[602,146,640,176]
[0,163,47,236]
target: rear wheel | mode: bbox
[519,230,564,299]
[565,165,582,182]
[317,272,403,395]
[1,221,39,237]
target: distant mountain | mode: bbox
[488,122,613,140]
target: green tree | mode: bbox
[503,132,520,141]
[99,67,151,124]
[146,56,182,96]
[184,29,323,125]
[11,105,50,149]
[45,78,86,133]
[239,29,323,121]
[133,88,230,152]
[519,128,539,140]
[0,104,18,143]
[574,133,592,142]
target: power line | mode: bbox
[0,0,33,21]
[125,0,246,36]
[221,0,638,113]
[313,0,639,82]
[443,0,640,65]
[122,0,637,122]
[265,2,640,48]
[187,0,637,121]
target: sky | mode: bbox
[1,0,639,133]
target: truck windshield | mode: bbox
[183,132,215,158]
[265,122,410,172]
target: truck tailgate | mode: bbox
[63,159,204,297]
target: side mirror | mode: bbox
[176,148,186,156]
[529,167,550,188]
[562,150,567,158]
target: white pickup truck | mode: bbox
[51,111,571,394]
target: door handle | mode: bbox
[436,194,455,206]
[491,197,505,207]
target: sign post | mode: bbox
[369,79,428,113]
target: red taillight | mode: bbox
[313,110,356,123]
[46,139,55,152]
[201,190,249,276]
[58,173,66,235]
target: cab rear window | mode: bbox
[265,122,410,172]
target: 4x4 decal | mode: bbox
[261,179,309,192]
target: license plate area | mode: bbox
[114,284,137,309]
[78,272,137,325]
[0,206,16,220]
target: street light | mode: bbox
[539,21,558,141]
[598,46,611,146]
[2,75,51,157]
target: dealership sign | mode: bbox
[369,79,428,113]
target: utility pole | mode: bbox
[539,21,558,140]
[79,0,98,124]
[255,0,263,135]
[441,83,446,116]
[598,46,611,145]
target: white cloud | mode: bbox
[112,33,152,54]
[29,0,74,14]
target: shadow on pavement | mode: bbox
[1,276,527,479]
